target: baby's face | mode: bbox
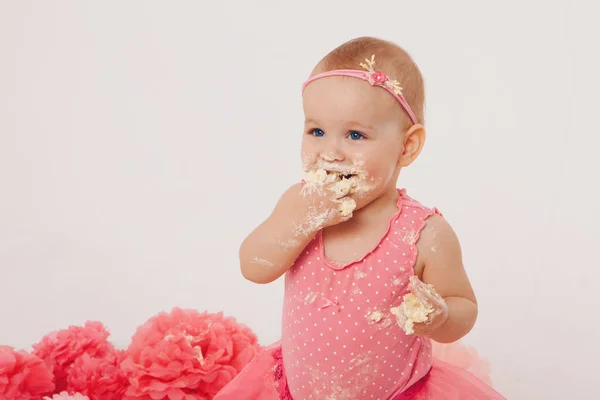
[301,77,405,207]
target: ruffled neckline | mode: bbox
[318,188,407,270]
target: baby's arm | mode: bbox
[239,183,316,284]
[415,215,478,343]
[240,181,353,284]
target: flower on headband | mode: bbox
[371,71,388,84]
[360,55,404,95]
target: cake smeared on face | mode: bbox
[302,168,360,217]
[338,197,357,217]
[304,168,357,187]
[303,164,373,195]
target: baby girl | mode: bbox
[215,36,505,399]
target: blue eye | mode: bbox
[348,131,365,140]
[311,128,325,137]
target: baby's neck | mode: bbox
[354,188,399,224]
[321,188,400,265]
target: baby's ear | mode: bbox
[398,124,426,167]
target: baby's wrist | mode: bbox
[291,211,326,237]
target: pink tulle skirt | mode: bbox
[214,341,506,400]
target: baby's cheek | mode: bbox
[301,152,318,171]
[362,165,387,184]
[373,162,397,182]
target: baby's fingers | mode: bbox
[408,276,432,302]
[328,178,356,199]
[409,276,445,311]
[390,305,409,332]
[332,196,356,219]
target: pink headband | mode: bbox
[301,55,419,125]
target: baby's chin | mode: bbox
[353,181,397,207]
[351,190,379,210]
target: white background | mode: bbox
[1,1,598,399]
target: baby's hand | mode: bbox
[392,276,448,337]
[409,276,448,337]
[295,171,359,230]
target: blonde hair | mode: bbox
[313,37,425,125]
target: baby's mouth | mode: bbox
[303,168,362,188]
[319,168,358,180]
[323,171,358,183]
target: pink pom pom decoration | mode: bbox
[32,321,115,393]
[65,350,128,400]
[0,345,55,399]
[120,308,260,400]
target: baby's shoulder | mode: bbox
[395,191,462,277]
[391,189,444,244]
[397,189,441,217]
[397,190,458,244]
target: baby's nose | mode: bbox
[320,150,344,162]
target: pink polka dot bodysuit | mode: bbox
[281,189,438,399]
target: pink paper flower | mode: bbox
[65,350,128,400]
[121,308,260,400]
[44,391,90,400]
[0,345,55,399]
[371,71,388,84]
[32,321,114,392]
